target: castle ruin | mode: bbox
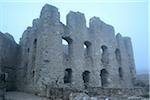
[0,4,137,98]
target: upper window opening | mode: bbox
[33,39,37,48]
[84,41,92,57]
[62,37,73,57]
[101,45,109,65]
[27,48,30,53]
[115,48,121,65]
[62,39,69,55]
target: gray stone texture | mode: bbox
[0,32,20,91]
[0,4,136,97]
[0,32,20,100]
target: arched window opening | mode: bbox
[84,41,91,57]
[27,48,30,53]
[32,70,35,77]
[24,63,28,77]
[62,37,72,57]
[33,39,37,49]
[32,38,37,59]
[101,45,107,51]
[62,39,69,55]
[0,73,7,82]
[64,68,72,83]
[101,45,109,64]
[118,67,123,79]
[115,48,121,65]
[100,69,109,87]
[82,71,90,88]
[82,71,90,83]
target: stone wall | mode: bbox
[87,87,144,97]
[37,87,144,100]
[0,32,20,91]
[0,69,5,100]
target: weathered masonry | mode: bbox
[0,4,136,96]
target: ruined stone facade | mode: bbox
[0,32,20,99]
[0,4,136,97]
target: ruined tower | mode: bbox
[0,4,136,97]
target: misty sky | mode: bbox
[0,0,148,74]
